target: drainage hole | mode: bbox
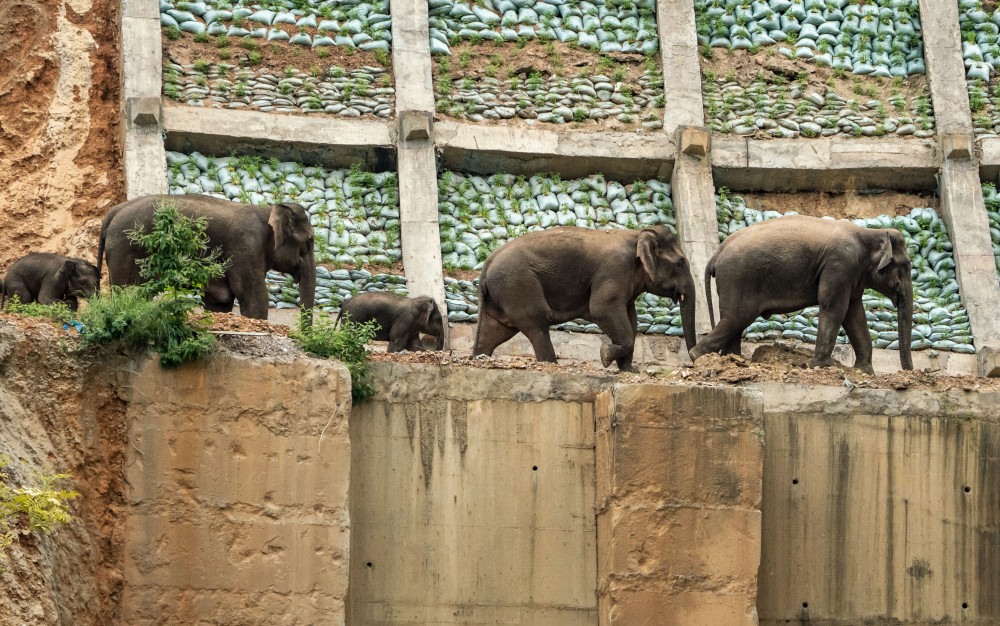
[802,602,808,609]
[532,465,538,471]
[963,602,969,609]
[366,562,373,568]
[964,486,971,493]
[792,479,799,485]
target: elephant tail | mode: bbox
[96,210,111,289]
[704,253,718,329]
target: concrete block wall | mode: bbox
[129,0,1000,373]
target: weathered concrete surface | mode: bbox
[435,121,674,181]
[938,161,1000,362]
[389,0,434,114]
[758,384,1000,625]
[121,354,352,625]
[123,5,166,199]
[348,363,609,624]
[918,0,973,137]
[711,137,940,192]
[978,137,1000,182]
[163,107,396,171]
[596,385,764,626]
[658,0,704,132]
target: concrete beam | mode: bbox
[712,137,940,192]
[918,0,973,137]
[938,161,1000,366]
[163,107,396,170]
[658,0,705,133]
[435,121,674,181]
[672,127,720,338]
[977,137,1000,183]
[122,4,167,199]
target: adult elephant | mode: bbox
[3,253,100,310]
[688,214,913,374]
[98,194,315,318]
[473,225,697,372]
[338,292,445,352]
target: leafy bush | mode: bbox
[293,312,378,402]
[0,455,79,572]
[2,295,76,324]
[82,202,227,367]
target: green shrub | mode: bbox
[293,313,378,402]
[82,202,228,367]
[2,295,76,324]
[0,455,79,572]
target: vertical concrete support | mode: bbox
[389,0,435,113]
[672,127,719,337]
[122,0,167,198]
[657,0,704,133]
[918,0,972,137]
[596,385,764,626]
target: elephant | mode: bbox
[98,194,315,318]
[473,225,697,372]
[338,292,446,352]
[2,253,101,310]
[688,215,913,374]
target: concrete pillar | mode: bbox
[658,0,704,133]
[390,1,448,345]
[920,0,1000,372]
[122,0,167,198]
[672,128,720,337]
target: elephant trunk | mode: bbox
[897,284,913,371]
[434,330,445,351]
[298,252,316,326]
[680,284,698,354]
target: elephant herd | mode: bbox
[0,193,915,375]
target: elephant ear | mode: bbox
[417,297,434,327]
[268,203,298,251]
[874,231,893,272]
[636,229,659,281]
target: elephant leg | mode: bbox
[204,279,235,313]
[230,274,268,320]
[521,325,558,363]
[405,333,426,352]
[4,278,34,306]
[722,331,742,357]
[387,324,418,353]
[591,301,638,372]
[473,313,518,357]
[843,297,875,375]
[811,285,850,370]
[689,314,752,361]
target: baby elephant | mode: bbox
[3,253,101,311]
[338,292,445,352]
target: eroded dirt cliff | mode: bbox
[0,0,123,269]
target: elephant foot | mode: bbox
[618,363,638,374]
[853,362,875,376]
[600,344,613,368]
[809,356,840,370]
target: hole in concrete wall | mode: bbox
[532,465,538,471]
[963,602,969,609]
[802,602,809,609]
[367,562,373,568]
[964,486,971,493]
[792,478,798,485]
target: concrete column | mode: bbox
[122,0,167,198]
[919,0,1000,372]
[657,0,704,133]
[390,1,447,344]
[672,128,720,337]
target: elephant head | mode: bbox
[415,296,446,351]
[60,258,100,300]
[268,202,316,313]
[637,227,698,353]
[869,228,913,370]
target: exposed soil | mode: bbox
[442,267,481,282]
[737,190,939,220]
[433,40,663,131]
[317,260,405,276]
[0,0,124,270]
[163,27,393,80]
[367,344,1000,391]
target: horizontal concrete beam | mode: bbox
[163,106,396,170]
[712,137,940,192]
[435,121,674,181]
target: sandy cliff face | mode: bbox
[0,0,123,269]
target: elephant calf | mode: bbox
[2,253,101,311]
[689,215,914,374]
[473,225,697,372]
[338,292,445,352]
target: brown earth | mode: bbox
[162,26,393,80]
[737,190,939,220]
[0,0,124,272]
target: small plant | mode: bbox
[573,108,587,122]
[215,34,230,49]
[165,83,182,101]
[0,455,80,572]
[241,39,257,51]
[194,58,211,74]
[248,51,262,65]
[285,65,296,78]
[373,48,389,67]
[293,314,378,401]
[195,30,210,44]
[2,295,76,323]
[166,25,181,40]
[318,48,329,59]
[460,50,471,68]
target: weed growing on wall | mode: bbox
[0,455,79,572]
[1,296,76,324]
[293,312,378,402]
[82,203,229,367]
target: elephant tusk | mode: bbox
[680,294,685,302]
